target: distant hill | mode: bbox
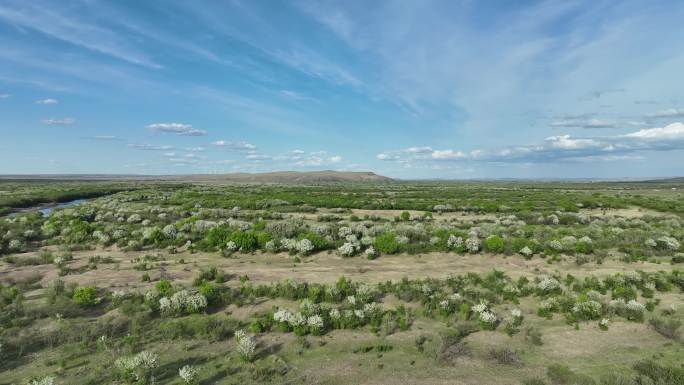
[172,171,393,183]
[634,177,684,184]
[0,171,393,183]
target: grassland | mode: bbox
[1,179,683,385]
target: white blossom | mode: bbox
[28,377,55,385]
[465,237,479,253]
[295,239,314,255]
[225,241,238,252]
[178,365,198,384]
[447,235,463,249]
[519,246,533,257]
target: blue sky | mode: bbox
[1,0,684,179]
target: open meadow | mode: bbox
[1,179,684,385]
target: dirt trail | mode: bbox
[0,249,671,289]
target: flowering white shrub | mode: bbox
[511,308,522,319]
[396,235,410,244]
[433,204,453,212]
[561,236,577,249]
[579,236,592,244]
[465,237,479,253]
[8,239,23,251]
[338,226,352,238]
[364,246,377,259]
[479,310,497,324]
[307,315,324,334]
[160,290,207,316]
[127,214,142,223]
[537,276,561,293]
[273,308,291,322]
[572,300,603,320]
[472,302,488,314]
[625,300,645,321]
[234,329,257,361]
[519,246,533,257]
[657,236,680,251]
[115,351,159,382]
[548,214,560,225]
[338,242,357,257]
[186,293,208,313]
[225,241,238,252]
[92,230,111,244]
[178,365,199,384]
[447,235,463,249]
[295,239,314,255]
[162,224,177,239]
[28,377,55,385]
[599,318,609,330]
[547,240,563,252]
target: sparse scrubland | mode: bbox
[1,179,683,384]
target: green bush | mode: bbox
[230,230,258,252]
[156,279,174,297]
[73,286,99,307]
[374,232,400,254]
[484,235,505,253]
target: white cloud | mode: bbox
[431,150,466,160]
[550,118,616,129]
[378,122,684,165]
[246,154,272,161]
[646,108,684,119]
[544,135,600,150]
[90,135,119,141]
[127,143,174,151]
[185,146,205,152]
[35,98,58,105]
[41,117,75,125]
[329,155,342,163]
[147,122,207,136]
[212,140,257,151]
[623,122,684,140]
[0,93,10,98]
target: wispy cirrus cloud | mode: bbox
[147,122,207,136]
[646,108,684,119]
[550,118,617,129]
[211,140,257,151]
[41,117,75,125]
[35,98,58,105]
[0,1,161,68]
[127,143,174,151]
[87,135,121,141]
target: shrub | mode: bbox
[374,232,400,254]
[235,329,257,362]
[546,364,575,385]
[156,279,174,297]
[73,286,99,307]
[487,347,522,367]
[179,365,199,384]
[115,351,159,384]
[649,316,682,340]
[229,230,258,252]
[484,235,505,253]
[633,360,684,384]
